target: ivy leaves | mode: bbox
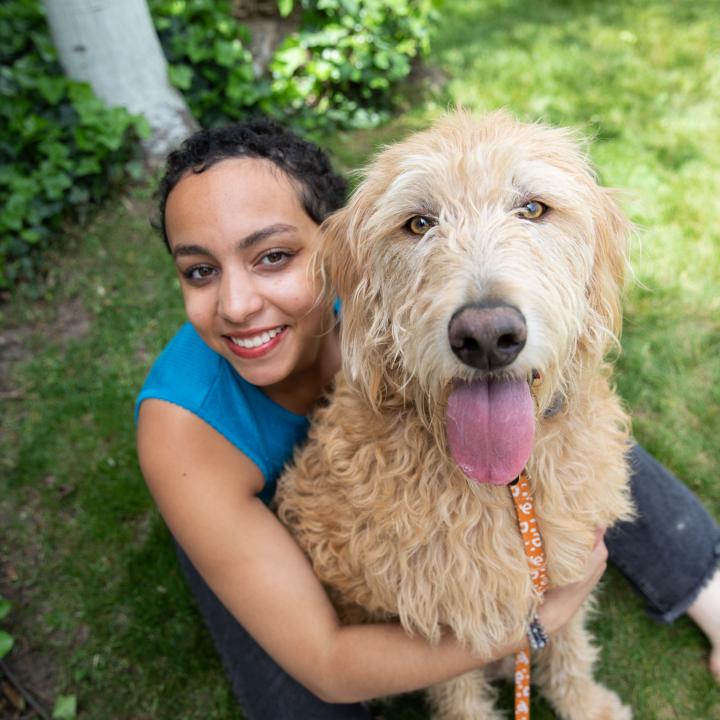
[0,1,149,288]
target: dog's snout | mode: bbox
[448,303,527,370]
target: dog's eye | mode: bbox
[405,215,436,235]
[517,201,548,220]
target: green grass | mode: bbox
[1,0,719,717]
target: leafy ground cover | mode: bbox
[1,0,719,717]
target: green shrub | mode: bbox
[0,0,149,289]
[267,0,436,130]
[150,0,438,130]
[150,0,260,128]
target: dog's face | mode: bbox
[322,112,628,468]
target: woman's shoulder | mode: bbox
[137,397,266,503]
[136,324,271,492]
[135,323,236,417]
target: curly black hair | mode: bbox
[155,117,347,251]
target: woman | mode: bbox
[136,118,720,718]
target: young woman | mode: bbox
[136,119,720,718]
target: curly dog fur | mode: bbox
[276,111,635,719]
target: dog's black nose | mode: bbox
[448,303,527,370]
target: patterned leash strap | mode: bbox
[510,469,549,720]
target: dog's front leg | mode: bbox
[427,668,503,720]
[533,604,632,720]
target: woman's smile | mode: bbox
[224,325,288,358]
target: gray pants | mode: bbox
[606,445,720,622]
[176,444,720,719]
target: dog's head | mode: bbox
[320,111,629,481]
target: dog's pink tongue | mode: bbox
[446,378,535,485]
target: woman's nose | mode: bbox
[218,270,263,323]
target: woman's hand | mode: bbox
[537,528,608,636]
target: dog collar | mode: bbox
[531,371,566,418]
[543,392,565,417]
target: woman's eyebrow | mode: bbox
[237,223,298,250]
[172,243,210,259]
[171,223,298,259]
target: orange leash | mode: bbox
[510,469,549,720]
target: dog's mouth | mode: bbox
[445,373,537,486]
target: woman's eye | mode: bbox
[183,265,216,282]
[405,215,436,235]
[260,250,291,267]
[517,201,548,220]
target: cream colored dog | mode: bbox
[276,111,634,719]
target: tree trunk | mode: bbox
[42,0,198,161]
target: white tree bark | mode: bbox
[42,0,198,160]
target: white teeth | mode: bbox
[230,326,283,349]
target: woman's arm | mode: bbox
[137,398,606,704]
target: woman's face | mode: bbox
[164,157,332,392]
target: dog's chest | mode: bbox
[318,482,542,635]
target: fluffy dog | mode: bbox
[276,111,634,719]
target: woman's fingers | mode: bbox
[594,527,607,547]
[591,536,608,568]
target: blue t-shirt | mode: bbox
[135,323,310,504]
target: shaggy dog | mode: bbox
[276,111,635,719]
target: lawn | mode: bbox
[1,0,719,718]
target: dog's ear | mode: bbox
[587,188,630,340]
[318,204,361,305]
[318,187,397,410]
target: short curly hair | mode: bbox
[156,117,347,251]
